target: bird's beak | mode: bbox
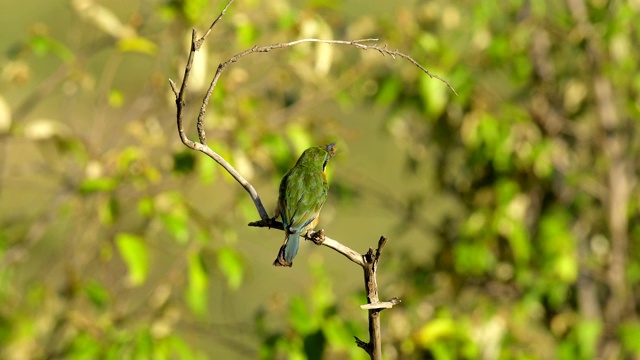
[325,143,337,158]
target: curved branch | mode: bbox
[170,32,456,222]
[169,5,433,358]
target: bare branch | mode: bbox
[360,297,401,310]
[305,229,366,267]
[171,0,270,221]
[199,0,236,44]
[170,4,438,358]
[173,34,455,222]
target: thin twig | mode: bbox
[172,34,455,221]
[247,222,366,267]
[170,3,440,358]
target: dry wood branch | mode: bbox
[170,14,455,222]
[170,32,455,221]
[168,2,452,358]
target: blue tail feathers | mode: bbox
[283,232,300,263]
[273,231,300,267]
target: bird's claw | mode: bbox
[308,229,325,245]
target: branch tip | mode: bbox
[360,297,401,310]
[354,336,371,353]
[169,78,178,97]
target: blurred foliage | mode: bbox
[1,0,639,359]
[256,258,367,360]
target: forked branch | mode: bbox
[169,1,449,358]
[168,3,456,224]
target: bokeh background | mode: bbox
[1,0,640,359]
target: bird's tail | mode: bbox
[273,232,300,267]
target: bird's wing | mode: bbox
[282,168,327,232]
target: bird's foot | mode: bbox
[307,229,325,245]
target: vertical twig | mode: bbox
[353,236,400,360]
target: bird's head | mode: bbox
[296,143,337,171]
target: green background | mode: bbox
[1,0,639,359]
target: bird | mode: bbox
[273,143,337,267]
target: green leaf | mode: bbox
[262,134,291,174]
[99,196,119,225]
[415,317,457,347]
[160,211,189,244]
[117,37,158,55]
[173,151,196,175]
[83,279,110,309]
[235,15,259,46]
[575,319,601,359]
[79,177,117,194]
[137,197,154,217]
[115,233,148,286]
[419,71,449,118]
[375,77,402,105]
[286,124,313,156]
[217,247,243,290]
[182,0,209,24]
[322,317,353,349]
[453,241,495,275]
[621,321,640,355]
[108,89,124,108]
[28,34,74,62]
[186,252,209,316]
[197,153,217,184]
[289,296,315,334]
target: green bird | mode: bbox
[273,143,337,267]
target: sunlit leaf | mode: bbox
[117,37,158,55]
[68,332,103,358]
[79,177,117,194]
[186,252,209,316]
[419,71,448,118]
[160,212,190,244]
[415,317,457,346]
[115,233,148,286]
[262,134,290,174]
[197,154,217,184]
[116,146,142,172]
[575,319,600,359]
[108,89,124,108]
[217,247,243,290]
[453,241,495,275]
[286,124,313,156]
[322,317,353,349]
[234,14,259,47]
[137,197,154,217]
[182,0,209,24]
[620,321,640,355]
[28,34,74,62]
